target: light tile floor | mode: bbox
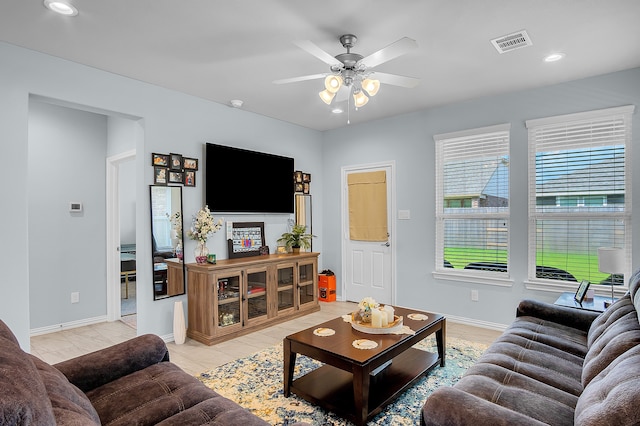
[31,301,502,375]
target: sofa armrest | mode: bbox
[516,299,599,331]
[421,387,547,426]
[54,334,170,393]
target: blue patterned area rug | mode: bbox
[198,336,487,425]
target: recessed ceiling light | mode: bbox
[544,53,565,63]
[43,0,78,16]
[331,107,343,114]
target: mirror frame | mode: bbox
[295,194,312,251]
[150,185,185,300]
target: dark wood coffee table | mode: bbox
[283,306,445,426]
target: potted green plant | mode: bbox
[277,224,314,254]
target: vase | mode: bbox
[195,241,209,264]
[175,241,183,260]
[173,301,186,344]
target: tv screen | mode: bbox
[205,143,294,213]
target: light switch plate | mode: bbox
[398,210,411,220]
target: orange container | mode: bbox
[318,274,336,302]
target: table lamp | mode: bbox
[598,247,624,308]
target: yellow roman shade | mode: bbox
[347,171,388,241]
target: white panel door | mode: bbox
[342,163,394,305]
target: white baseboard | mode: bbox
[335,296,509,332]
[444,314,508,332]
[30,315,108,336]
[160,333,174,343]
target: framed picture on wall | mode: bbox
[153,166,168,185]
[183,157,198,170]
[184,170,196,187]
[302,173,311,183]
[294,183,304,193]
[152,153,169,167]
[168,171,184,184]
[303,182,310,194]
[170,153,183,171]
[294,171,303,183]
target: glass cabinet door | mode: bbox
[216,272,241,328]
[246,268,268,321]
[298,261,316,307]
[277,264,295,312]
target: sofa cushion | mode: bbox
[86,361,268,426]
[583,295,640,387]
[575,345,640,425]
[31,356,100,425]
[0,333,56,425]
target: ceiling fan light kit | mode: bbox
[275,33,419,119]
[319,90,335,105]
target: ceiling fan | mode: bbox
[274,34,420,109]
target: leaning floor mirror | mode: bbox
[295,194,312,251]
[150,185,185,300]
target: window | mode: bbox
[526,105,634,287]
[434,124,510,278]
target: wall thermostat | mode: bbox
[69,202,83,212]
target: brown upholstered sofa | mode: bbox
[0,320,280,425]
[422,268,640,426]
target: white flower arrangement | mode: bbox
[187,205,223,244]
[358,297,378,312]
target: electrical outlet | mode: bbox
[471,290,479,302]
[71,292,79,304]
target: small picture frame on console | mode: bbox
[574,280,590,304]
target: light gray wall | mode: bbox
[118,160,136,245]
[0,41,323,349]
[28,101,108,328]
[322,67,640,327]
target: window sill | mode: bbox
[524,280,628,297]
[433,271,513,287]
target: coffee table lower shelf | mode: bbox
[290,347,439,424]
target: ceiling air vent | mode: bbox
[491,30,532,54]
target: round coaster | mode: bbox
[352,339,378,350]
[313,327,336,336]
[407,313,429,321]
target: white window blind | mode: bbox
[434,124,510,275]
[526,105,634,285]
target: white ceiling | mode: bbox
[2,0,640,131]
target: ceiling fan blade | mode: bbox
[273,73,326,85]
[374,72,420,88]
[294,40,341,66]
[359,37,418,68]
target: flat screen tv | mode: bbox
[205,143,294,213]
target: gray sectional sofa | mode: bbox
[422,268,640,426]
[0,320,282,425]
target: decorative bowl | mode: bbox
[351,315,403,334]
